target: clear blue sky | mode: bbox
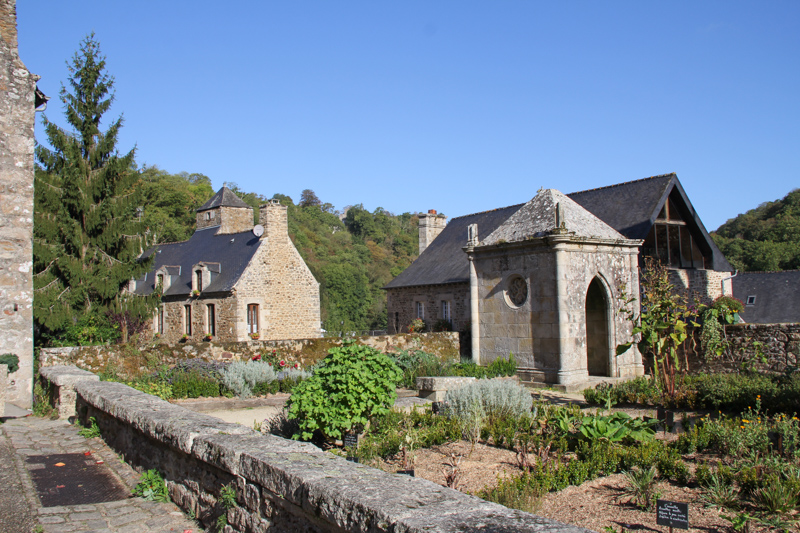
[17,1,800,231]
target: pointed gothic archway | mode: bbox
[586,277,611,377]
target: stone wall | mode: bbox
[385,283,470,334]
[667,268,731,305]
[688,323,800,374]
[39,332,461,376]
[42,368,589,533]
[0,0,36,408]
[218,206,256,235]
[235,202,321,341]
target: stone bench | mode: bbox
[416,376,476,401]
[39,365,100,419]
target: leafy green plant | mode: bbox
[620,466,659,510]
[486,352,517,377]
[171,370,220,399]
[286,342,401,441]
[0,353,20,374]
[701,472,740,510]
[578,411,657,444]
[216,483,238,530]
[32,381,57,419]
[78,417,101,438]
[752,475,799,516]
[124,379,173,400]
[133,469,169,502]
[615,258,699,400]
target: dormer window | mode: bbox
[196,270,203,292]
[205,211,213,221]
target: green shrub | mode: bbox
[286,342,401,441]
[450,362,488,379]
[220,361,276,398]
[486,353,517,377]
[171,371,220,399]
[0,353,19,374]
[388,350,448,389]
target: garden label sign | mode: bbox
[656,499,688,530]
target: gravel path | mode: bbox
[0,416,202,533]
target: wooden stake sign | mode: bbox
[656,499,688,531]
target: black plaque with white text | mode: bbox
[657,499,688,529]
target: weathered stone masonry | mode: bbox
[0,0,37,408]
[41,366,590,533]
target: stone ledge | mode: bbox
[416,376,476,401]
[0,364,6,417]
[39,365,100,419]
[66,367,589,532]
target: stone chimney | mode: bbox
[0,0,19,52]
[418,209,447,254]
[259,200,288,243]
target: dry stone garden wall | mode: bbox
[42,366,589,533]
[39,332,460,375]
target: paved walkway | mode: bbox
[0,416,202,533]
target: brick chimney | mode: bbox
[418,209,447,254]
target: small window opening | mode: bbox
[441,301,451,322]
[746,295,756,306]
[196,270,203,292]
[207,304,216,335]
[247,304,259,334]
[184,305,192,335]
[416,302,424,320]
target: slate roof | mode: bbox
[134,227,262,297]
[197,186,252,211]
[733,271,800,324]
[483,189,625,245]
[568,173,733,272]
[385,173,733,290]
[383,204,523,289]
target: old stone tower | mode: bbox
[0,0,42,409]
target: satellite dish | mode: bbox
[253,224,265,237]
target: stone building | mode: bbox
[385,173,733,390]
[0,0,46,409]
[132,187,321,343]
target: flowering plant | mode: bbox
[180,334,189,341]
[250,332,260,340]
[279,360,287,367]
[192,289,200,297]
[203,334,213,341]
[252,354,261,361]
[408,318,426,333]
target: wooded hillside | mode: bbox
[711,188,800,272]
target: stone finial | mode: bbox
[467,224,479,246]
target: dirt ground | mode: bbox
[377,440,733,533]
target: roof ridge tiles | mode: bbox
[449,202,527,221]
[569,173,676,196]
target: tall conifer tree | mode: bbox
[33,35,156,342]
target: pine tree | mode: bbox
[33,34,156,343]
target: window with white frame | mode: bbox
[416,301,424,320]
[441,300,451,322]
[247,304,259,334]
[207,304,216,336]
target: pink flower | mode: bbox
[293,363,300,369]
[252,354,261,361]
[279,360,286,367]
